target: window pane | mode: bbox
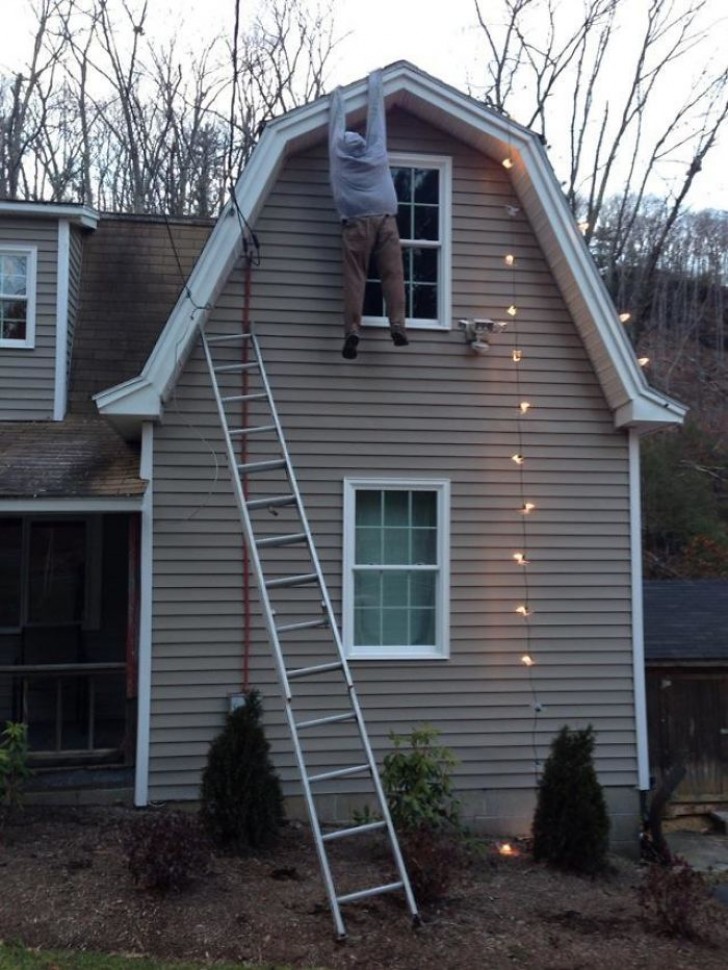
[410,571,436,607]
[383,570,408,606]
[412,283,438,319]
[413,168,439,204]
[411,608,436,646]
[412,527,437,564]
[396,204,412,240]
[413,206,438,241]
[355,571,381,608]
[412,491,437,527]
[411,248,438,282]
[1,317,27,340]
[392,167,412,201]
[356,490,381,526]
[363,280,383,316]
[27,522,86,624]
[355,527,381,565]
[383,491,409,526]
[383,527,410,564]
[0,519,22,627]
[354,606,381,646]
[382,608,409,645]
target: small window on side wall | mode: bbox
[363,153,452,331]
[0,246,37,349]
[343,479,450,660]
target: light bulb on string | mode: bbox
[519,401,532,414]
[520,502,535,514]
[619,312,631,323]
[513,552,529,565]
[511,453,525,465]
[505,253,515,267]
[521,653,534,667]
[638,356,650,367]
[502,157,514,170]
[516,605,532,618]
[512,349,523,362]
[507,304,518,317]
[505,204,520,217]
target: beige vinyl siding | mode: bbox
[0,219,58,419]
[148,108,637,813]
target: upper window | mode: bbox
[363,154,452,330]
[0,246,37,348]
[343,479,450,660]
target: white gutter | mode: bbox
[134,421,154,806]
[629,429,650,791]
[53,220,70,421]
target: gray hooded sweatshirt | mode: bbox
[328,70,398,221]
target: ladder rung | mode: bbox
[256,531,307,548]
[307,764,370,784]
[206,333,253,344]
[222,392,267,404]
[296,711,355,731]
[323,820,387,842]
[237,458,287,475]
[229,425,276,438]
[276,617,328,635]
[247,493,296,511]
[337,882,404,906]
[266,571,318,590]
[287,661,344,680]
[215,361,259,373]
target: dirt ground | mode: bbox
[1,806,727,970]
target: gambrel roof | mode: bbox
[94,61,687,439]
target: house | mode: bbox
[644,579,728,815]
[1,62,686,851]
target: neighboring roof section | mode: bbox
[0,213,212,500]
[95,60,687,438]
[644,580,728,663]
[70,214,213,413]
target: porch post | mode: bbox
[134,421,154,806]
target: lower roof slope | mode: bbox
[644,579,728,662]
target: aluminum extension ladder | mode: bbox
[200,325,419,939]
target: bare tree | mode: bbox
[472,0,728,333]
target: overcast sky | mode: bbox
[1,0,726,212]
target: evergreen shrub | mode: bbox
[200,690,284,851]
[532,724,610,874]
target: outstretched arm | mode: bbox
[365,69,387,152]
[328,86,346,166]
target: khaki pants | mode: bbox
[341,214,406,336]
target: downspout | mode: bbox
[134,421,154,806]
[629,429,650,791]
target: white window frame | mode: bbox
[362,153,452,332]
[342,478,450,661]
[0,245,37,349]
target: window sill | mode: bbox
[361,317,450,332]
[0,340,34,350]
[348,647,449,661]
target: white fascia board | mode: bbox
[614,395,688,432]
[95,375,162,420]
[0,496,144,513]
[0,201,99,229]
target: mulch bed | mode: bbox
[0,806,727,969]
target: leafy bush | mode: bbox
[200,690,284,851]
[382,725,462,835]
[380,725,463,904]
[532,725,610,874]
[0,721,31,815]
[125,810,209,891]
[638,857,712,939]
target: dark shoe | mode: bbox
[391,328,409,347]
[342,333,359,359]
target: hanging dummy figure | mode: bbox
[329,70,409,360]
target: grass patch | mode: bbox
[0,944,300,970]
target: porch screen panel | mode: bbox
[0,519,21,627]
[27,521,86,624]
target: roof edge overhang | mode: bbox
[93,60,686,435]
[0,200,99,229]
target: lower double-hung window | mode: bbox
[343,480,450,660]
[0,247,37,347]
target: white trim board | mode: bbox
[0,497,144,513]
[134,421,154,807]
[53,220,71,421]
